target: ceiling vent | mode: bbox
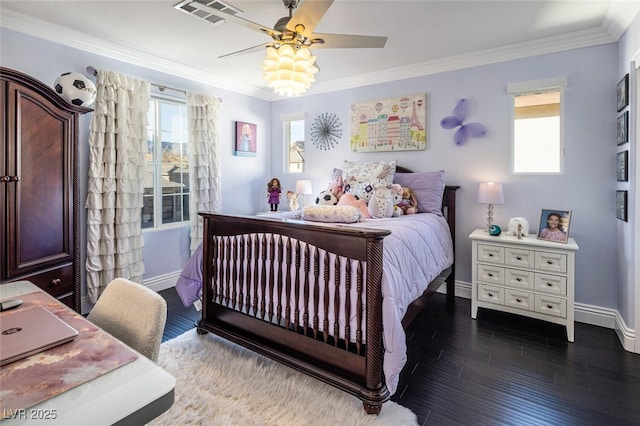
[173,0,243,26]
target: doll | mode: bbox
[267,178,282,211]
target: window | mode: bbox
[283,113,306,173]
[143,97,190,228]
[509,77,566,174]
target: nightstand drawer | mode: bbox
[478,284,504,305]
[535,273,567,296]
[477,244,504,264]
[535,251,567,273]
[505,289,534,311]
[477,264,503,284]
[505,268,534,290]
[535,294,566,318]
[505,247,534,268]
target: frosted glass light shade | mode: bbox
[262,45,319,97]
[478,182,504,204]
[295,179,313,195]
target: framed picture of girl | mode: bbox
[537,209,571,243]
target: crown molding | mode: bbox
[0,10,274,100]
[0,8,626,100]
[308,27,617,96]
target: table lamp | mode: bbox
[295,180,313,208]
[478,182,504,232]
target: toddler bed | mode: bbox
[177,165,459,414]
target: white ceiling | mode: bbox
[1,0,639,100]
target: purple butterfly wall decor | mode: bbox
[440,98,487,145]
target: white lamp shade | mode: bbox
[295,180,313,195]
[478,182,504,204]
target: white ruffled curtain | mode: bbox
[85,70,150,303]
[186,92,222,254]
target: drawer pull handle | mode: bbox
[488,253,494,257]
[516,256,522,260]
[516,277,522,282]
[546,282,553,287]
[516,298,522,303]
[51,278,61,286]
[488,292,493,297]
[487,273,494,277]
[547,260,554,265]
[547,304,553,309]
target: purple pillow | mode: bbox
[393,170,445,216]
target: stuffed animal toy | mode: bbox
[507,217,530,237]
[337,193,370,218]
[315,189,338,205]
[286,190,299,211]
[368,184,402,218]
[397,187,418,215]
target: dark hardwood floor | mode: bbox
[159,287,640,425]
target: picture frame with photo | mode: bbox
[617,74,629,112]
[616,190,628,221]
[617,150,628,182]
[537,209,571,243]
[617,111,628,145]
[234,121,257,157]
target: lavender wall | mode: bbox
[270,44,620,313]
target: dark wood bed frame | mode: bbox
[196,175,459,414]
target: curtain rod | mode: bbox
[86,66,222,103]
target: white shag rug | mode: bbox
[150,329,417,426]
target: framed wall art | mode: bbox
[617,111,628,145]
[234,121,257,157]
[616,190,628,221]
[617,150,628,182]
[617,74,629,112]
[350,94,427,152]
[537,209,571,243]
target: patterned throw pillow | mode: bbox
[342,160,396,202]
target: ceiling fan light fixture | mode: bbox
[262,45,318,97]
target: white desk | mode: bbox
[0,281,176,425]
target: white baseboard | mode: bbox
[442,280,637,352]
[144,271,181,293]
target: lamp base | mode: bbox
[485,203,495,232]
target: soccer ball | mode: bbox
[315,189,338,205]
[54,72,97,107]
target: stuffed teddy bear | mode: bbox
[368,184,402,218]
[397,187,418,215]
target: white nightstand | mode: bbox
[469,229,579,342]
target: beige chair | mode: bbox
[87,278,167,362]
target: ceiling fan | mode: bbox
[174,0,388,58]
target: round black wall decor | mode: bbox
[311,113,342,150]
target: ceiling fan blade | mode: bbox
[309,33,387,49]
[180,0,280,37]
[218,42,273,59]
[287,0,333,37]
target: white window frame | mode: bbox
[508,76,567,175]
[143,95,190,229]
[282,112,307,174]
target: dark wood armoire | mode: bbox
[1,67,91,312]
